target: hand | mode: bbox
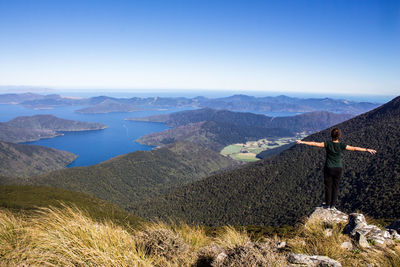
[367,149,377,155]
[296,140,303,144]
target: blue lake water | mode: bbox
[0,104,192,167]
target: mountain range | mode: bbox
[0,92,379,114]
[132,109,353,151]
[129,96,400,226]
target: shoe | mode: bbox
[330,207,338,212]
[322,204,329,209]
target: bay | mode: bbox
[0,104,190,167]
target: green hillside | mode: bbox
[26,141,237,208]
[134,109,352,151]
[137,121,293,151]
[0,141,76,178]
[0,185,143,227]
[0,114,106,143]
[129,108,353,132]
[130,96,400,226]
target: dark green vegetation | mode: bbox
[256,143,295,159]
[23,142,237,208]
[0,92,378,114]
[0,114,106,143]
[0,185,143,227]
[130,96,400,227]
[134,108,353,151]
[0,141,76,178]
[137,121,293,151]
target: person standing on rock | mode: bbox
[296,128,376,210]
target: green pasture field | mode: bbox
[220,135,307,162]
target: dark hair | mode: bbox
[331,128,341,140]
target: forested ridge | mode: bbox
[130,96,400,226]
[17,142,237,208]
[135,109,353,150]
[0,141,76,177]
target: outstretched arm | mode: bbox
[296,140,324,148]
[346,145,377,154]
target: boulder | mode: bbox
[287,253,342,267]
[307,207,348,225]
[340,241,353,250]
[355,232,370,248]
[343,213,393,246]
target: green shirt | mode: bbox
[324,140,347,168]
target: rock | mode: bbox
[387,220,400,233]
[388,229,400,240]
[343,213,393,246]
[325,229,333,237]
[308,207,348,225]
[215,252,227,263]
[276,241,286,249]
[340,241,353,250]
[287,253,342,267]
[355,232,370,248]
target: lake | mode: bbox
[0,104,192,167]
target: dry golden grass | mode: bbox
[288,218,400,266]
[215,226,251,249]
[1,204,399,266]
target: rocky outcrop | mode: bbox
[343,213,395,246]
[307,207,348,225]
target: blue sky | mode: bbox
[0,0,399,95]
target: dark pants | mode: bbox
[323,167,342,208]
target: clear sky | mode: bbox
[0,0,399,95]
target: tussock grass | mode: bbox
[1,204,399,266]
[215,226,251,249]
[288,218,400,266]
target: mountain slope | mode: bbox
[128,108,353,132]
[0,185,143,227]
[133,109,352,151]
[0,141,76,178]
[137,121,293,151]
[0,114,106,143]
[26,142,237,208]
[130,96,400,226]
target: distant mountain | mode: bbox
[0,92,48,104]
[0,185,143,227]
[76,99,139,114]
[0,93,379,114]
[130,108,353,131]
[24,142,238,208]
[130,96,400,226]
[137,121,293,151]
[0,114,107,143]
[0,141,76,178]
[133,109,353,151]
[198,94,379,114]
